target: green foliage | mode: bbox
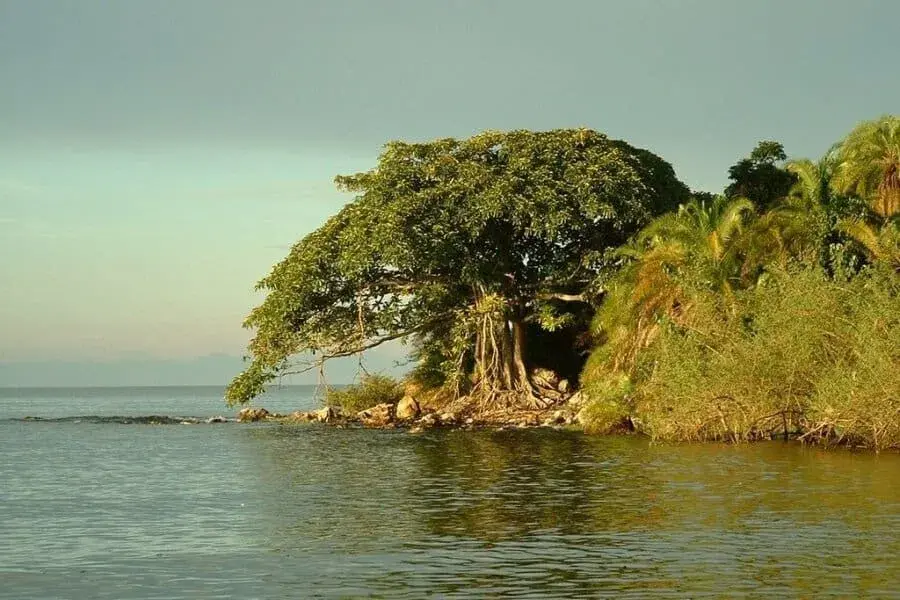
[725,141,797,211]
[583,118,900,450]
[325,374,404,415]
[587,195,760,374]
[226,129,688,404]
[578,371,633,434]
[630,269,899,450]
[831,115,900,219]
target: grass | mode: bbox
[325,374,404,415]
[581,267,900,451]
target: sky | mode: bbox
[1,0,898,385]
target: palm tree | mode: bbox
[832,115,900,219]
[639,195,755,300]
[740,154,837,274]
[838,219,900,272]
[827,115,900,270]
[786,153,837,209]
[592,196,756,372]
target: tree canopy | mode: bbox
[725,140,797,211]
[226,129,689,405]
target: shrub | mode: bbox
[582,266,900,450]
[632,268,899,449]
[325,374,404,415]
[578,373,633,434]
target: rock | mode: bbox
[532,368,560,389]
[409,425,425,434]
[287,410,314,422]
[357,403,394,427]
[206,416,227,424]
[551,410,568,424]
[396,395,420,420]
[464,417,475,425]
[438,412,457,425]
[237,407,270,422]
[417,413,438,428]
[567,391,587,408]
[558,379,570,394]
[313,406,339,423]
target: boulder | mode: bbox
[206,416,228,424]
[438,412,457,425]
[395,396,420,420]
[558,379,570,394]
[314,406,339,423]
[357,403,394,427]
[532,368,560,389]
[237,407,270,422]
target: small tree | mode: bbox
[226,129,688,409]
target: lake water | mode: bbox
[2,386,899,598]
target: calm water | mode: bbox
[1,386,899,599]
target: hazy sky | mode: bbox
[1,1,898,379]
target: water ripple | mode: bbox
[2,388,899,598]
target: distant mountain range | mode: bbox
[0,351,408,387]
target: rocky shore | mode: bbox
[236,371,592,433]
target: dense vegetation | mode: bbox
[581,116,899,450]
[228,116,899,450]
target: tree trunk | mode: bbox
[511,319,532,391]
[469,293,551,410]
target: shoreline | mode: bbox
[236,399,897,453]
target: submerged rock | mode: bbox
[206,416,228,424]
[396,396,420,420]
[237,407,270,422]
[357,403,394,428]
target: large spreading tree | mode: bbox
[226,129,689,408]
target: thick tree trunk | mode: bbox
[469,293,553,410]
[511,319,532,391]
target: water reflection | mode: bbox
[408,430,666,540]
[235,425,900,598]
